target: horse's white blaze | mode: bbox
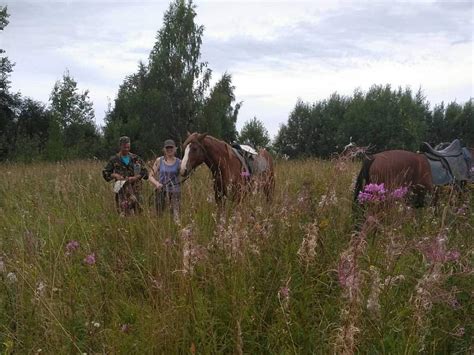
[180,145,190,175]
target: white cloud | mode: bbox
[3,0,473,138]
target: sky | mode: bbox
[2,0,473,137]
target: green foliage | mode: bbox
[105,0,218,156]
[239,116,270,148]
[274,85,472,158]
[198,73,241,142]
[0,6,13,93]
[104,0,244,157]
[13,98,51,161]
[48,70,100,160]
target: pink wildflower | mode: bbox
[357,183,386,203]
[84,253,96,266]
[278,286,290,300]
[390,186,408,199]
[65,240,80,255]
[419,232,460,264]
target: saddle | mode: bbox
[231,143,258,176]
[420,139,463,158]
[420,139,472,185]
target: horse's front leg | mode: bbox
[213,179,226,206]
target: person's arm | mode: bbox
[148,158,163,189]
[102,157,124,182]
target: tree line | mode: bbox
[275,87,473,158]
[0,2,472,162]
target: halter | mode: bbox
[183,135,247,180]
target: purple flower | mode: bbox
[445,250,460,262]
[455,204,468,216]
[391,186,408,199]
[419,233,460,264]
[84,253,96,266]
[241,171,250,177]
[358,183,386,203]
[279,286,290,299]
[121,324,131,333]
[65,240,80,255]
[364,183,387,194]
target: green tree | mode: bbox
[274,99,314,158]
[198,73,241,141]
[239,116,270,148]
[458,99,473,146]
[13,98,51,161]
[105,0,218,157]
[0,6,18,160]
[148,0,211,145]
[47,70,99,160]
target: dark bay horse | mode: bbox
[180,133,275,203]
[354,150,433,205]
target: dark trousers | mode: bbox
[155,189,180,220]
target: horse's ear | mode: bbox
[199,133,208,141]
[186,131,191,137]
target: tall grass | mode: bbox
[0,159,472,353]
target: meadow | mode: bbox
[0,158,472,354]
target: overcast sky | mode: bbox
[2,0,473,137]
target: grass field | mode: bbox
[0,158,472,354]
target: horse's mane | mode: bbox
[183,133,230,149]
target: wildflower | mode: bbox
[240,171,250,177]
[65,240,80,255]
[92,321,100,328]
[357,183,386,203]
[364,183,387,195]
[278,278,291,310]
[121,323,130,333]
[390,186,408,199]
[278,286,290,301]
[455,204,468,216]
[212,214,247,260]
[6,272,17,283]
[419,232,460,264]
[297,222,319,264]
[84,253,96,266]
[278,286,290,307]
[0,257,5,274]
[338,252,358,289]
[318,190,338,208]
[181,227,207,275]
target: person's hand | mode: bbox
[155,181,163,190]
[112,173,125,180]
[128,175,139,183]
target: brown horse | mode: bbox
[354,150,433,206]
[180,133,275,203]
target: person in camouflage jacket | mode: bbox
[102,136,149,215]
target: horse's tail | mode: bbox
[354,156,374,203]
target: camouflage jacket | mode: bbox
[102,153,149,182]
